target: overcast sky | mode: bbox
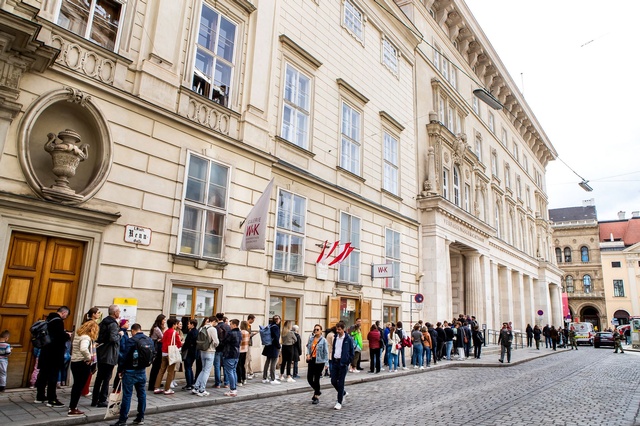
[464,0,640,221]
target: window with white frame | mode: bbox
[447,106,454,131]
[455,113,462,134]
[491,151,498,177]
[523,155,528,173]
[449,65,457,88]
[582,275,592,294]
[382,38,398,74]
[56,0,125,51]
[488,113,495,132]
[281,63,311,148]
[501,128,507,146]
[438,97,445,123]
[494,202,501,238]
[474,134,482,161]
[340,101,361,174]
[453,166,461,206]
[433,45,441,71]
[516,176,522,199]
[504,165,510,188]
[472,96,480,116]
[565,275,574,293]
[385,228,401,289]
[383,132,399,195]
[273,189,306,274]
[343,0,363,40]
[512,141,519,162]
[179,153,229,259]
[464,184,470,212]
[442,58,449,80]
[442,168,449,199]
[192,4,237,107]
[339,212,361,284]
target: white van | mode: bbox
[569,322,594,345]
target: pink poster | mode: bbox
[561,293,570,319]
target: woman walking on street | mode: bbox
[533,325,542,350]
[306,324,328,405]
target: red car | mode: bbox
[593,332,615,348]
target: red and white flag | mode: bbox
[240,179,274,251]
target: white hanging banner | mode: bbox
[240,179,274,251]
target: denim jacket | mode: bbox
[306,335,329,365]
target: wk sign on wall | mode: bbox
[371,263,394,278]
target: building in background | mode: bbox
[0,0,561,388]
[600,211,640,326]
[549,199,606,330]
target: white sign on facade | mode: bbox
[124,225,152,246]
[371,263,394,278]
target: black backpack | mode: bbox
[29,317,60,348]
[128,335,154,368]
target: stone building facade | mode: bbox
[549,201,607,330]
[0,0,561,388]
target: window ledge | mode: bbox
[275,135,316,158]
[335,282,363,292]
[382,288,403,296]
[268,270,307,283]
[171,254,228,270]
[337,166,366,183]
[381,188,402,201]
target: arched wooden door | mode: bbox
[0,232,83,388]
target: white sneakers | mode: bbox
[271,380,281,385]
[286,377,295,383]
[334,402,342,410]
[402,366,408,370]
[261,379,269,383]
[419,366,425,370]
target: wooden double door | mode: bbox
[0,233,84,388]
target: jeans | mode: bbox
[412,343,423,367]
[386,345,393,367]
[399,346,406,367]
[183,354,195,387]
[118,369,146,424]
[92,362,115,404]
[194,351,215,392]
[423,347,431,367]
[69,361,91,410]
[500,344,511,362]
[445,341,453,360]
[0,358,6,387]
[263,356,278,381]
[223,357,238,391]
[330,361,348,404]
[545,336,552,348]
[389,352,399,371]
[369,348,380,373]
[214,351,227,386]
[307,359,324,395]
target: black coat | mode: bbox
[39,312,70,368]
[97,316,120,365]
[182,327,198,358]
[261,324,281,358]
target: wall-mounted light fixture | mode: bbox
[473,88,503,110]
[578,180,593,192]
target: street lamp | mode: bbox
[578,180,593,192]
[473,88,503,110]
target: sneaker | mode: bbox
[34,399,45,404]
[419,366,425,370]
[312,398,319,405]
[132,419,145,425]
[67,408,84,417]
[47,400,65,408]
[110,422,127,426]
[153,388,164,394]
[270,380,281,385]
[286,377,296,383]
[402,367,408,370]
[196,390,209,397]
[343,391,349,398]
[163,389,175,395]
[191,388,199,394]
[498,359,503,363]
[262,379,270,384]
[334,402,342,410]
[170,380,177,388]
[224,391,237,397]
[83,392,92,397]
[247,374,255,379]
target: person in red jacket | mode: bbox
[366,325,381,373]
[153,318,182,395]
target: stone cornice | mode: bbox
[279,34,323,69]
[336,78,369,104]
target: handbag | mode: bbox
[104,381,123,419]
[168,331,182,365]
[90,340,98,374]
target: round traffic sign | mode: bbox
[414,293,424,303]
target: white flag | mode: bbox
[240,179,274,251]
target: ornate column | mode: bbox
[513,271,525,330]
[491,260,500,329]
[464,251,483,320]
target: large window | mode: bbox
[564,247,572,263]
[464,184,470,212]
[555,247,562,264]
[383,306,398,325]
[179,153,229,259]
[488,113,495,132]
[385,228,401,289]
[382,39,398,74]
[583,275,592,294]
[494,202,501,238]
[343,0,363,40]
[442,168,449,199]
[192,4,236,107]
[338,212,361,284]
[281,64,311,148]
[565,276,574,293]
[491,151,498,177]
[613,280,625,297]
[269,295,299,324]
[453,166,461,206]
[274,189,306,274]
[56,0,124,51]
[580,246,589,262]
[474,135,482,161]
[340,101,361,174]
[170,285,216,324]
[383,132,399,195]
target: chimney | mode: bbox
[632,211,640,218]
[582,198,595,207]
[618,211,626,220]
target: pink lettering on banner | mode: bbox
[246,223,260,236]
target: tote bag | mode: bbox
[168,331,181,365]
[104,382,122,419]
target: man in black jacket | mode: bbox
[35,306,71,407]
[220,319,241,397]
[330,321,354,410]
[111,323,155,426]
[435,322,446,361]
[92,304,121,407]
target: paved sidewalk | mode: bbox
[0,344,599,425]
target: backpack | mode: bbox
[196,325,213,351]
[402,336,412,348]
[29,317,60,349]
[259,324,272,346]
[128,335,154,368]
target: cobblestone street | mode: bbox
[91,348,640,426]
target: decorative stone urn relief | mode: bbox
[18,87,112,205]
[42,129,90,203]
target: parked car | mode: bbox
[593,332,615,348]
